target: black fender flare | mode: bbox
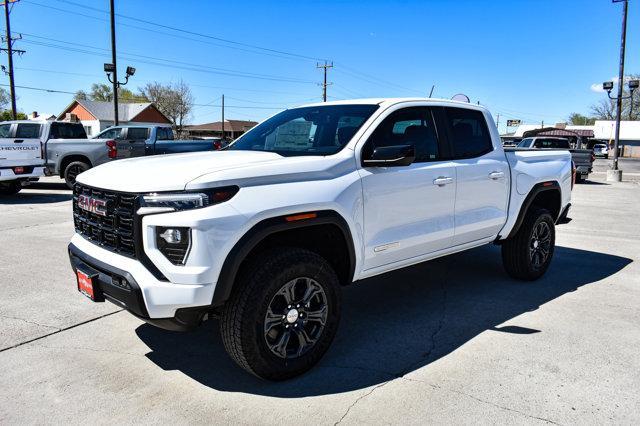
[504,181,561,240]
[211,210,356,306]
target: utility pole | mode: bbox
[317,61,333,102]
[221,94,225,141]
[109,0,119,125]
[2,0,23,120]
[496,113,500,129]
[610,0,628,178]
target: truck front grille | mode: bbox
[73,184,138,258]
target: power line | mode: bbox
[27,0,326,63]
[19,35,317,83]
[0,83,75,94]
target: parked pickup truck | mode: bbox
[68,98,573,380]
[46,124,218,188]
[516,137,594,182]
[0,120,73,195]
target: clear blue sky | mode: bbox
[3,0,639,133]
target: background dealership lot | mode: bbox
[1,159,639,424]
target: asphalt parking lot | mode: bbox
[1,166,639,424]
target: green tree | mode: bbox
[567,113,596,125]
[0,110,27,121]
[75,83,148,103]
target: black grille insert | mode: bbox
[73,184,138,258]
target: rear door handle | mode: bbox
[489,171,505,180]
[433,176,454,186]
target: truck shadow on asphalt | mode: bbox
[0,192,72,204]
[135,244,631,397]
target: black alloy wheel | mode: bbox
[263,277,328,359]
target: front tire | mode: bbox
[220,247,341,380]
[63,161,90,189]
[0,181,21,195]
[502,208,555,281]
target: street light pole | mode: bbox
[109,0,119,126]
[610,0,628,180]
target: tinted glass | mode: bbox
[517,138,532,148]
[50,122,87,139]
[365,107,439,162]
[15,123,42,139]
[228,104,379,156]
[127,127,149,140]
[534,138,570,149]
[0,124,10,138]
[444,107,493,158]
[96,128,123,140]
[157,127,172,140]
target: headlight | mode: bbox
[140,186,239,212]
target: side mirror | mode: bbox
[362,144,415,167]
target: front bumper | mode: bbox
[69,236,215,330]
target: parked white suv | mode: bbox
[68,99,572,379]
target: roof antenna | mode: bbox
[428,85,435,98]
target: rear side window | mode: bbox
[127,127,149,140]
[157,127,173,140]
[534,138,570,149]
[0,123,11,138]
[49,122,87,139]
[365,107,440,162]
[443,107,493,158]
[15,123,42,139]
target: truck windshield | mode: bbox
[227,104,379,156]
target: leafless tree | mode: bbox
[590,74,640,121]
[590,99,615,120]
[139,80,194,135]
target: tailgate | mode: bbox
[0,137,42,166]
[570,150,592,167]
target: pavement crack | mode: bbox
[0,309,124,353]
[0,314,61,331]
[334,381,392,425]
[400,377,561,425]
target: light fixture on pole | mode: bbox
[104,62,136,124]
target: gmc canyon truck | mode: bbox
[68,99,573,380]
[47,124,218,189]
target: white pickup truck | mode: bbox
[0,120,47,195]
[68,98,573,380]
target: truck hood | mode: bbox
[76,150,354,192]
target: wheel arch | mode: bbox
[505,181,562,240]
[212,210,356,306]
[59,155,93,178]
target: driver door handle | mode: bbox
[433,176,454,186]
[489,171,505,180]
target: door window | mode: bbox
[365,107,439,162]
[443,107,493,158]
[15,123,42,138]
[97,128,123,140]
[0,124,11,138]
[127,127,149,140]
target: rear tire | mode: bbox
[502,208,555,281]
[63,161,90,189]
[0,181,21,195]
[220,247,341,380]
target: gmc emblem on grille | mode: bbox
[77,195,108,216]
